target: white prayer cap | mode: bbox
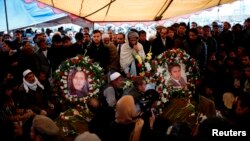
[23,69,32,77]
[102,33,110,39]
[110,72,121,81]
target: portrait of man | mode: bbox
[167,63,187,88]
[68,70,89,97]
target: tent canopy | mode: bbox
[0,0,67,31]
[36,14,93,28]
[38,0,237,22]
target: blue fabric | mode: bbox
[0,0,67,31]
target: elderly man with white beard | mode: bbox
[18,69,53,117]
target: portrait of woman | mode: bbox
[68,70,89,97]
[167,63,187,88]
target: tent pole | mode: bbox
[3,0,9,34]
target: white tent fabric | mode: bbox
[38,0,237,22]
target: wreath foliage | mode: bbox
[52,55,106,108]
[138,48,200,113]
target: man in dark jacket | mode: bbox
[87,30,110,73]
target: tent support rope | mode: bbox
[155,0,169,18]
[79,0,84,16]
[105,0,113,17]
[51,0,54,6]
[3,0,9,33]
[84,0,116,18]
[154,0,173,21]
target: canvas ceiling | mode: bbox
[38,0,237,22]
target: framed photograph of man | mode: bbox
[167,63,187,88]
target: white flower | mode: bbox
[60,86,64,89]
[62,80,67,84]
[157,101,161,106]
[89,86,93,91]
[145,62,151,71]
[157,54,163,59]
[157,66,164,74]
[56,69,60,73]
[62,76,67,79]
[69,97,73,102]
[94,89,99,94]
[159,108,162,114]
[67,63,70,66]
[64,116,69,120]
[88,78,93,82]
[64,84,67,88]
[75,56,79,60]
[63,90,68,94]
[161,97,168,103]
[84,57,88,61]
[77,67,81,71]
[163,88,167,94]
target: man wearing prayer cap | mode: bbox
[74,131,101,141]
[30,115,59,141]
[103,72,124,107]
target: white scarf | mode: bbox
[120,43,134,71]
[120,42,145,76]
[23,77,44,93]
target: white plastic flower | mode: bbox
[157,54,163,59]
[145,62,151,71]
[88,78,93,82]
[157,66,164,74]
[89,86,93,91]
[163,88,167,94]
[161,97,168,103]
[94,89,99,94]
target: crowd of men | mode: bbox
[1,17,250,140]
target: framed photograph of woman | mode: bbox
[67,70,89,97]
